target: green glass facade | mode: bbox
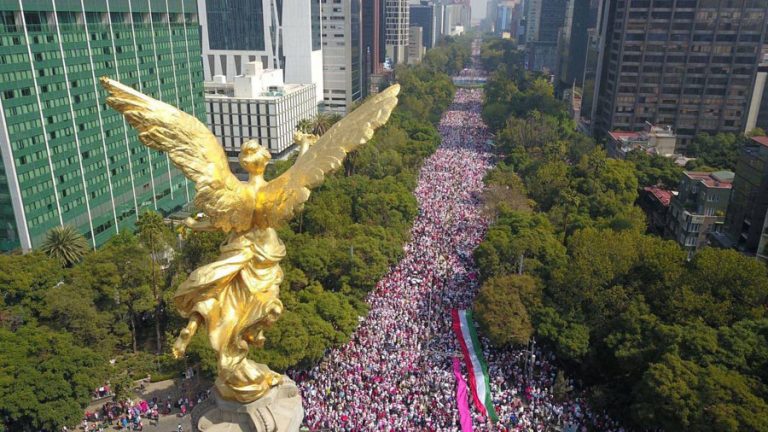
[0,0,204,251]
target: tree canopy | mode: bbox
[474,38,768,431]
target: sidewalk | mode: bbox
[83,378,207,432]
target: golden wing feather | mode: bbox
[260,84,400,224]
[100,77,254,233]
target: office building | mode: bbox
[591,1,768,147]
[525,0,569,74]
[745,53,768,133]
[322,0,363,113]
[198,0,324,103]
[495,1,523,37]
[756,204,768,262]
[408,26,424,64]
[720,136,768,254]
[0,0,205,252]
[205,62,317,160]
[667,171,733,258]
[385,0,409,64]
[560,0,598,87]
[362,0,385,96]
[443,3,470,36]
[409,2,437,49]
[471,0,488,25]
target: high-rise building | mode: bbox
[408,26,425,64]
[385,0,409,64]
[0,0,205,252]
[322,0,363,113]
[495,1,517,35]
[471,0,488,25]
[720,136,768,254]
[525,0,569,73]
[362,0,386,96]
[443,3,470,36]
[745,51,768,132]
[409,3,437,49]
[591,0,768,147]
[198,0,324,103]
[524,0,540,43]
[558,0,596,88]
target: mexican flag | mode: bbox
[451,309,499,422]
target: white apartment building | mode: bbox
[205,62,318,158]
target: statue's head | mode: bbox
[239,140,271,175]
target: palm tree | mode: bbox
[40,225,89,267]
[296,118,314,134]
[311,112,342,136]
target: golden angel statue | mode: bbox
[101,77,400,403]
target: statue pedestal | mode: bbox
[191,378,304,432]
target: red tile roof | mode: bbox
[751,136,768,147]
[643,186,673,206]
[684,171,733,189]
[608,131,641,141]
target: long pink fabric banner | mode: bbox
[453,357,474,432]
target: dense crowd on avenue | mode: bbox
[293,55,626,431]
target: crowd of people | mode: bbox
[292,45,626,432]
[79,387,209,432]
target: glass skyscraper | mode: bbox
[0,0,205,252]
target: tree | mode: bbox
[552,370,571,402]
[309,112,343,136]
[0,253,64,322]
[625,150,683,188]
[676,248,768,327]
[474,210,565,280]
[474,275,538,346]
[136,210,173,354]
[296,118,314,134]
[179,230,226,272]
[39,225,89,267]
[534,307,590,361]
[687,132,748,171]
[0,324,107,431]
[632,353,768,432]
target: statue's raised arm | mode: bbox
[260,84,400,225]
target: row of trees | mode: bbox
[0,37,469,431]
[473,39,768,432]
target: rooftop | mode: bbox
[684,171,734,189]
[608,122,676,143]
[643,186,673,207]
[204,82,310,101]
[751,136,768,147]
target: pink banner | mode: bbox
[453,357,474,432]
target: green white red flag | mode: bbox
[452,309,499,423]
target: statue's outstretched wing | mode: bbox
[101,77,254,233]
[260,84,400,224]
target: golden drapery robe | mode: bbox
[174,228,285,402]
